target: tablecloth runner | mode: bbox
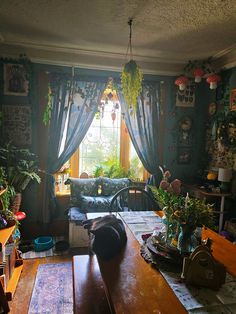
[119,211,236,314]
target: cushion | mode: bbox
[69,177,99,206]
[100,177,130,196]
[80,195,113,213]
[68,207,87,223]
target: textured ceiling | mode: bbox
[0,0,236,74]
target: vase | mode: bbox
[177,224,198,254]
[162,215,178,245]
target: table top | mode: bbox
[97,213,187,314]
[84,211,236,314]
[184,184,231,197]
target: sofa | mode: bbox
[66,176,130,247]
[67,176,131,214]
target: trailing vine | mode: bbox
[43,85,53,125]
[121,59,143,111]
[121,19,143,113]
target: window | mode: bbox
[55,86,148,194]
[79,98,121,176]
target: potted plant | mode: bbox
[121,59,143,112]
[148,168,214,253]
[0,167,18,228]
[0,143,41,213]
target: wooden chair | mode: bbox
[110,186,157,212]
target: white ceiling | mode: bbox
[0,0,236,75]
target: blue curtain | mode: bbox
[43,76,106,223]
[117,81,161,186]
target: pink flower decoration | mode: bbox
[170,179,182,195]
[163,171,171,179]
[159,180,170,190]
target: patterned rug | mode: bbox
[28,262,73,314]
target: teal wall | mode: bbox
[1,59,215,221]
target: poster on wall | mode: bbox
[230,88,236,111]
[176,83,195,107]
[3,63,29,96]
[177,147,191,164]
[1,105,32,146]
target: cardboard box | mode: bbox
[69,221,90,248]
[5,243,15,278]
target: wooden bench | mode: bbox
[72,254,115,314]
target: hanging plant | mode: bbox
[121,19,143,112]
[43,85,53,125]
[121,59,143,111]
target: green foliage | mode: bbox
[121,60,143,111]
[93,166,104,178]
[0,143,41,192]
[43,85,53,125]
[0,167,15,211]
[148,185,214,229]
[93,159,128,179]
[148,185,183,218]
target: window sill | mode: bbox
[56,191,70,197]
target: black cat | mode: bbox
[83,215,127,260]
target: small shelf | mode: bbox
[0,226,15,249]
[6,264,23,301]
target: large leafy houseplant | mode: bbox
[0,167,18,227]
[0,143,41,193]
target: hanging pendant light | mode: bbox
[193,68,205,83]
[206,74,221,89]
[175,76,189,90]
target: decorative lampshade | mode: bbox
[218,168,232,183]
[206,74,221,89]
[193,68,204,83]
[175,76,189,90]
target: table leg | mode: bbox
[219,196,225,233]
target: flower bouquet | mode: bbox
[148,167,214,254]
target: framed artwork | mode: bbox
[176,83,195,107]
[1,105,32,146]
[177,147,191,164]
[178,116,193,146]
[3,63,29,96]
[208,102,217,116]
[230,89,236,111]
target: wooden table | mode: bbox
[73,212,236,314]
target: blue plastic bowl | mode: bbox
[34,236,54,252]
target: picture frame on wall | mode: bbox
[3,63,29,96]
[230,88,236,111]
[1,104,32,146]
[177,147,191,164]
[176,83,195,107]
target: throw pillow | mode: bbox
[80,195,114,213]
[69,178,99,206]
[100,177,130,196]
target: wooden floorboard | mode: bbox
[9,248,88,314]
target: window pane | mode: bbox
[79,100,121,176]
[130,142,144,180]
